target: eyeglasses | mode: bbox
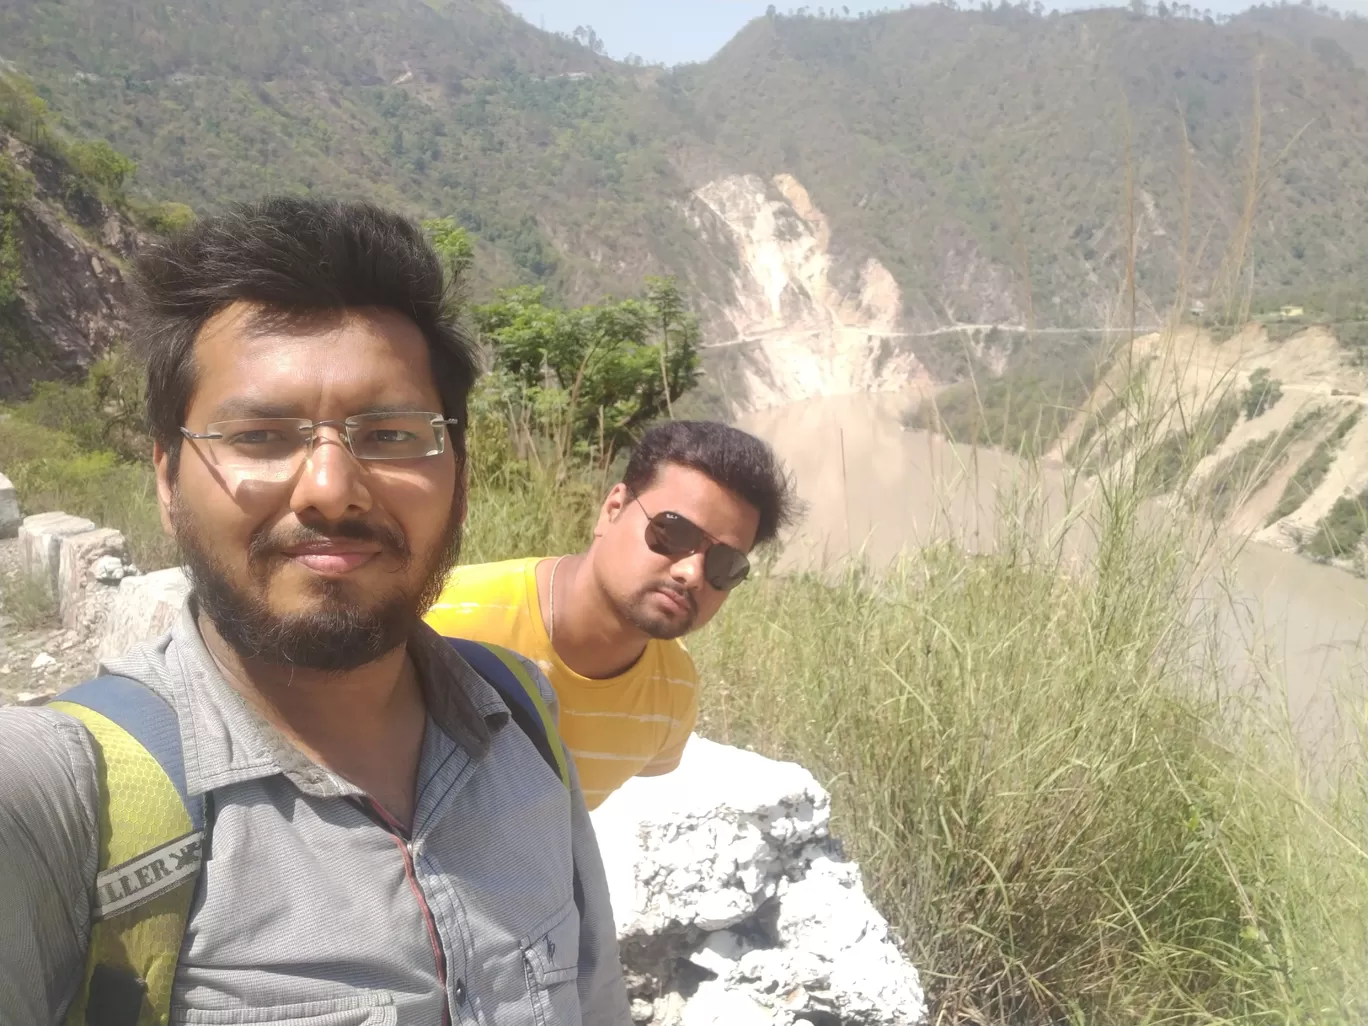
[634,496,751,592]
[180,412,459,482]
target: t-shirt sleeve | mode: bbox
[638,656,698,777]
[0,706,100,1022]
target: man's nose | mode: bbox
[671,550,707,590]
[289,430,374,521]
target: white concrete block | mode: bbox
[96,567,190,663]
[18,512,97,599]
[57,527,126,628]
[0,472,19,539]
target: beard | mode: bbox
[621,581,698,641]
[172,495,461,672]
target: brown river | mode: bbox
[739,394,1368,744]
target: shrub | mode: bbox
[1268,409,1361,524]
[136,200,197,236]
[1200,407,1328,520]
[9,348,148,461]
[1305,489,1368,561]
[65,139,137,193]
[0,568,59,629]
[0,415,79,466]
[1138,393,1241,496]
[1243,367,1284,420]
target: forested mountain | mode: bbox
[2,0,1366,351]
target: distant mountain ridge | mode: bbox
[2,0,1367,391]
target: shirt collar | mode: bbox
[102,602,507,799]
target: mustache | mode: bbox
[656,581,699,616]
[249,519,410,563]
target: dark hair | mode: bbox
[622,420,801,547]
[133,197,478,470]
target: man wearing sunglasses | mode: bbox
[426,420,799,809]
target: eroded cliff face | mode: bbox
[1,132,135,399]
[687,173,932,414]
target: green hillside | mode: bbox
[687,5,1368,330]
[2,0,1366,354]
[0,0,717,301]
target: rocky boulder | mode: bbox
[591,736,926,1026]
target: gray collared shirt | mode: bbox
[0,605,631,1026]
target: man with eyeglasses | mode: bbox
[0,198,630,1025]
[425,420,800,810]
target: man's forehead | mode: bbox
[187,301,439,413]
[197,301,393,348]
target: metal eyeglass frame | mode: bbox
[179,412,461,463]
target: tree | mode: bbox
[422,217,475,282]
[473,281,702,458]
[572,25,606,55]
[66,139,136,192]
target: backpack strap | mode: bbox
[447,637,571,789]
[446,638,586,919]
[50,676,205,1026]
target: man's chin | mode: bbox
[631,608,695,641]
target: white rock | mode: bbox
[18,512,97,599]
[677,979,773,1026]
[30,652,56,671]
[91,554,137,583]
[14,689,56,706]
[96,567,190,662]
[592,737,926,1025]
[0,471,19,539]
[58,527,125,629]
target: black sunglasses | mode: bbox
[634,497,751,592]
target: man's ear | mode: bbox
[454,459,469,527]
[152,440,176,536]
[593,482,631,539]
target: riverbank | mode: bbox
[741,392,1368,743]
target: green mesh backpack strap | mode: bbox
[50,676,206,1026]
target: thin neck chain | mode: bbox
[547,555,568,644]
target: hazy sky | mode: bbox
[504,0,1368,65]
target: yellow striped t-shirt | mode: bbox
[423,557,698,809]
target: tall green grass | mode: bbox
[689,492,1368,1025]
